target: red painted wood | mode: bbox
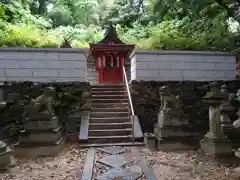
[89,24,134,84]
[98,68,122,84]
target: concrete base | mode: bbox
[19,127,62,143]
[158,111,188,126]
[200,133,233,157]
[154,124,201,138]
[14,137,65,157]
[24,116,59,131]
[156,137,194,151]
[0,147,11,169]
[144,133,156,151]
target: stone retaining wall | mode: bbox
[0,48,88,82]
[131,80,240,133]
[131,51,236,81]
[0,81,91,142]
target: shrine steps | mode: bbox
[90,117,130,123]
[87,61,97,84]
[91,103,129,108]
[89,128,132,136]
[89,122,132,129]
[80,142,145,148]
[79,84,143,146]
[91,107,129,112]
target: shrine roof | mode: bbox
[97,23,124,44]
[89,43,135,51]
[89,22,135,55]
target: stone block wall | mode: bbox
[131,51,236,81]
[131,80,240,133]
[0,48,88,82]
[0,81,91,142]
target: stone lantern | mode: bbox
[200,82,233,157]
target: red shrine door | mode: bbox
[96,54,124,84]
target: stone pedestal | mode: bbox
[0,141,11,169]
[66,111,89,133]
[155,85,201,151]
[15,116,65,156]
[200,83,233,157]
[155,110,198,151]
[144,133,156,151]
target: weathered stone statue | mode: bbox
[24,86,56,118]
[0,82,12,169]
[159,85,182,113]
[231,89,240,129]
[200,82,233,157]
[226,88,240,149]
[154,85,199,151]
[15,86,65,157]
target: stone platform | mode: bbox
[80,146,157,180]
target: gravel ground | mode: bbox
[141,147,240,180]
[0,143,86,180]
[1,145,240,180]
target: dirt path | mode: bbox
[141,147,239,180]
[0,145,239,180]
[0,143,86,180]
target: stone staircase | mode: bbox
[87,61,97,84]
[79,84,144,147]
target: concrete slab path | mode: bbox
[80,146,157,180]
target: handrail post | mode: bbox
[122,66,135,142]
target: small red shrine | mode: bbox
[89,23,135,84]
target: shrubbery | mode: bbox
[0,20,238,51]
[0,4,238,52]
[0,0,239,51]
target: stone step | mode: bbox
[88,78,97,81]
[87,69,96,72]
[89,122,132,130]
[91,112,129,118]
[92,99,128,103]
[91,103,129,108]
[92,84,125,87]
[92,88,125,92]
[87,74,97,77]
[90,117,130,123]
[92,94,127,99]
[87,74,97,76]
[87,65,96,68]
[87,135,133,143]
[92,91,125,95]
[91,107,129,112]
[92,85,125,90]
[79,142,145,148]
[87,70,97,73]
[88,62,95,64]
[89,128,132,136]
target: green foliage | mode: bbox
[0,0,239,51]
[0,23,59,47]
